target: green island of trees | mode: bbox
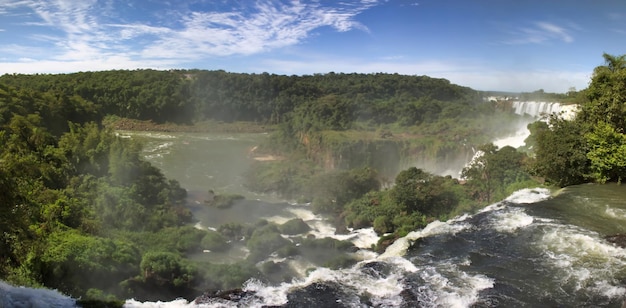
[0,53,624,304]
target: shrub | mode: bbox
[278,218,311,235]
[205,193,245,208]
[246,225,290,262]
[373,215,393,234]
[200,231,229,252]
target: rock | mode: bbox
[399,289,420,308]
[360,261,392,278]
[194,288,255,304]
[606,234,626,248]
[282,282,352,308]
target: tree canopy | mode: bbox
[531,53,626,185]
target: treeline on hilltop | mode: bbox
[0,70,482,125]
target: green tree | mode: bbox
[530,116,589,187]
[585,121,626,183]
[390,167,459,216]
[463,144,530,202]
[139,251,196,287]
[579,53,626,130]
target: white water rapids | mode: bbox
[10,103,623,307]
[7,186,626,307]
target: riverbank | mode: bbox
[103,116,274,133]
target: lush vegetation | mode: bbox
[0,83,200,301]
[0,70,481,125]
[530,53,626,186]
[204,191,245,209]
[7,58,615,303]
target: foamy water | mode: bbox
[7,188,626,307]
[536,222,626,299]
[490,207,534,232]
[505,187,552,204]
[378,215,471,259]
[0,281,75,308]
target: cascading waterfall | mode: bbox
[0,281,76,307]
[512,101,563,118]
[491,101,578,150]
[512,101,577,120]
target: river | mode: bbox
[127,130,626,307]
[4,129,626,307]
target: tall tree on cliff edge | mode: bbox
[580,53,626,130]
[581,53,626,182]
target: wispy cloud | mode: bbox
[0,0,381,68]
[505,21,574,45]
[141,0,379,59]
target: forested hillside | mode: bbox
[1,69,519,180]
[0,70,481,125]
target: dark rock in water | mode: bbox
[194,288,255,304]
[474,281,525,307]
[281,282,355,308]
[399,289,421,308]
[360,261,392,278]
[606,234,626,248]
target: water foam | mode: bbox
[490,207,534,232]
[605,206,626,220]
[242,260,412,307]
[505,187,552,204]
[0,281,76,308]
[379,217,471,259]
[412,264,494,308]
[536,222,626,299]
[280,206,380,249]
[124,298,193,307]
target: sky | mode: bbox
[0,0,624,93]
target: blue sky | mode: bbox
[0,0,624,92]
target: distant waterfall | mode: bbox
[511,101,577,120]
[512,101,562,118]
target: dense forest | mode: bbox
[0,70,482,125]
[1,54,623,304]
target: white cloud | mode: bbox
[140,0,379,59]
[0,0,381,65]
[535,22,573,43]
[505,21,575,45]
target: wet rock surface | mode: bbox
[606,234,626,248]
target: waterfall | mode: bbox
[512,101,561,118]
[511,101,577,120]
